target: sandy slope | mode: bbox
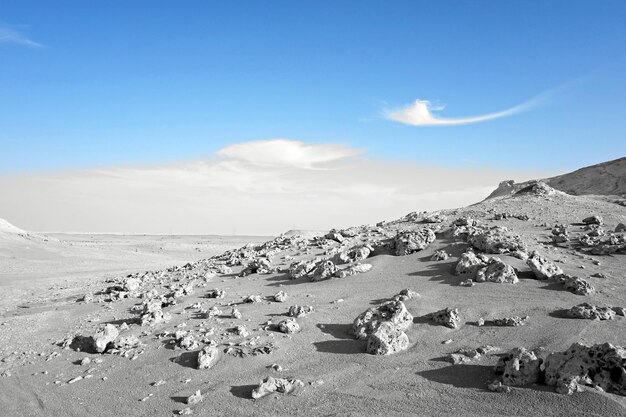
[0,188,625,416]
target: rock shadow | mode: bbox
[266,273,310,287]
[230,384,257,399]
[418,364,493,390]
[170,350,199,369]
[408,261,459,286]
[314,323,364,354]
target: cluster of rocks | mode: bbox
[490,342,626,396]
[467,226,527,254]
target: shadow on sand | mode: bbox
[313,323,365,354]
[418,364,494,390]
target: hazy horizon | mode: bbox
[1,2,625,234]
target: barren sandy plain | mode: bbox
[1,170,625,416]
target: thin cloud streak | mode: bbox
[385,93,546,126]
[0,26,42,48]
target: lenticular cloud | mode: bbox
[386,97,538,126]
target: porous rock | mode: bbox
[278,318,300,334]
[475,258,518,284]
[526,251,563,280]
[543,342,626,395]
[90,324,119,353]
[430,308,461,329]
[366,321,410,355]
[467,226,526,254]
[352,300,413,340]
[394,229,436,256]
[566,303,616,320]
[495,347,542,386]
[197,345,220,370]
[455,251,488,277]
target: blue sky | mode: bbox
[1,1,625,175]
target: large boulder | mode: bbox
[352,300,413,340]
[475,258,518,284]
[90,324,119,353]
[455,251,488,277]
[467,226,526,254]
[543,342,626,395]
[526,251,563,280]
[394,229,436,256]
[552,274,595,295]
[334,263,372,278]
[366,321,410,355]
[197,345,220,369]
[566,303,616,320]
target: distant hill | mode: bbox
[0,217,28,235]
[487,156,626,199]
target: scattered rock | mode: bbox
[495,347,542,386]
[186,390,203,405]
[552,274,595,295]
[287,305,314,318]
[526,251,563,280]
[89,324,119,353]
[273,291,288,303]
[288,260,317,279]
[431,250,449,261]
[197,345,220,369]
[582,216,603,225]
[475,258,518,284]
[205,289,225,299]
[251,376,304,399]
[492,316,529,327]
[243,295,262,304]
[278,318,300,334]
[430,308,461,329]
[334,263,372,278]
[566,303,616,320]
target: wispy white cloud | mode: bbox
[385,94,544,126]
[0,139,556,235]
[0,26,42,48]
[216,139,362,169]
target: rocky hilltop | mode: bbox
[487,156,626,199]
[0,162,625,416]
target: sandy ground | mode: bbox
[1,191,625,416]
